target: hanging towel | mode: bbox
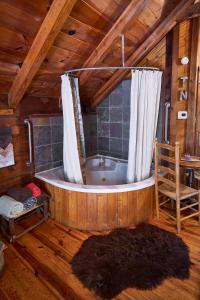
[0,195,23,217]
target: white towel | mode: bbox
[0,195,24,217]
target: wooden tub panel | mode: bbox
[107,193,118,229]
[77,192,88,229]
[127,190,138,226]
[39,181,155,231]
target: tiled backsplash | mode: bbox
[83,79,131,159]
[97,80,131,159]
[83,113,97,157]
[32,115,63,172]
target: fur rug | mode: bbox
[71,224,191,299]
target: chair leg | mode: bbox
[171,199,174,209]
[176,200,181,234]
[9,218,15,243]
[198,192,200,225]
[155,187,160,219]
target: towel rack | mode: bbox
[24,119,33,166]
[164,102,170,144]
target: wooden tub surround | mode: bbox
[37,180,155,231]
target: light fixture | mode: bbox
[180,57,189,65]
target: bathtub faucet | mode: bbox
[99,156,105,167]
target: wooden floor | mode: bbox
[0,213,200,300]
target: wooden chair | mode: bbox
[154,140,200,233]
[194,170,200,189]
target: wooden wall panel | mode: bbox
[39,180,155,231]
[0,95,61,194]
[0,116,33,194]
[169,20,192,152]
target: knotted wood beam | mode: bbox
[8,0,77,108]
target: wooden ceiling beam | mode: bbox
[179,2,200,20]
[79,0,149,86]
[8,0,77,108]
[90,0,195,108]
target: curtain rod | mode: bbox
[64,66,160,75]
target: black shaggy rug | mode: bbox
[71,224,191,299]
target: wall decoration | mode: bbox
[179,76,188,101]
[0,128,15,168]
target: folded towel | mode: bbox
[0,195,24,217]
[25,183,41,197]
[7,187,32,202]
[23,197,37,210]
[36,192,48,205]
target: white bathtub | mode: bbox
[35,155,154,193]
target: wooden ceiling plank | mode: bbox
[0,2,43,38]
[65,15,106,36]
[80,0,114,23]
[90,0,195,108]
[0,62,20,75]
[8,0,77,108]
[0,109,14,116]
[79,0,148,86]
[85,0,131,22]
[70,0,112,33]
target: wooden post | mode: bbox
[175,141,181,233]
[186,17,200,154]
[170,25,179,145]
[154,139,160,218]
[186,17,200,155]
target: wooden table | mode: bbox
[180,156,200,168]
[180,156,200,187]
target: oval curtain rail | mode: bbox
[65,66,160,76]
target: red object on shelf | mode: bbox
[25,183,42,198]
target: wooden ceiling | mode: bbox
[0,0,197,109]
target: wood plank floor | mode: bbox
[0,213,200,300]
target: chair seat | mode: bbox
[158,183,199,200]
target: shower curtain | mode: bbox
[127,70,162,183]
[61,74,86,184]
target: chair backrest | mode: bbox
[154,140,180,198]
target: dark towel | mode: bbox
[36,192,48,205]
[7,188,32,202]
[23,197,37,210]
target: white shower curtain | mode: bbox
[127,70,162,183]
[61,74,85,184]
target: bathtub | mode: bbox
[35,155,155,230]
